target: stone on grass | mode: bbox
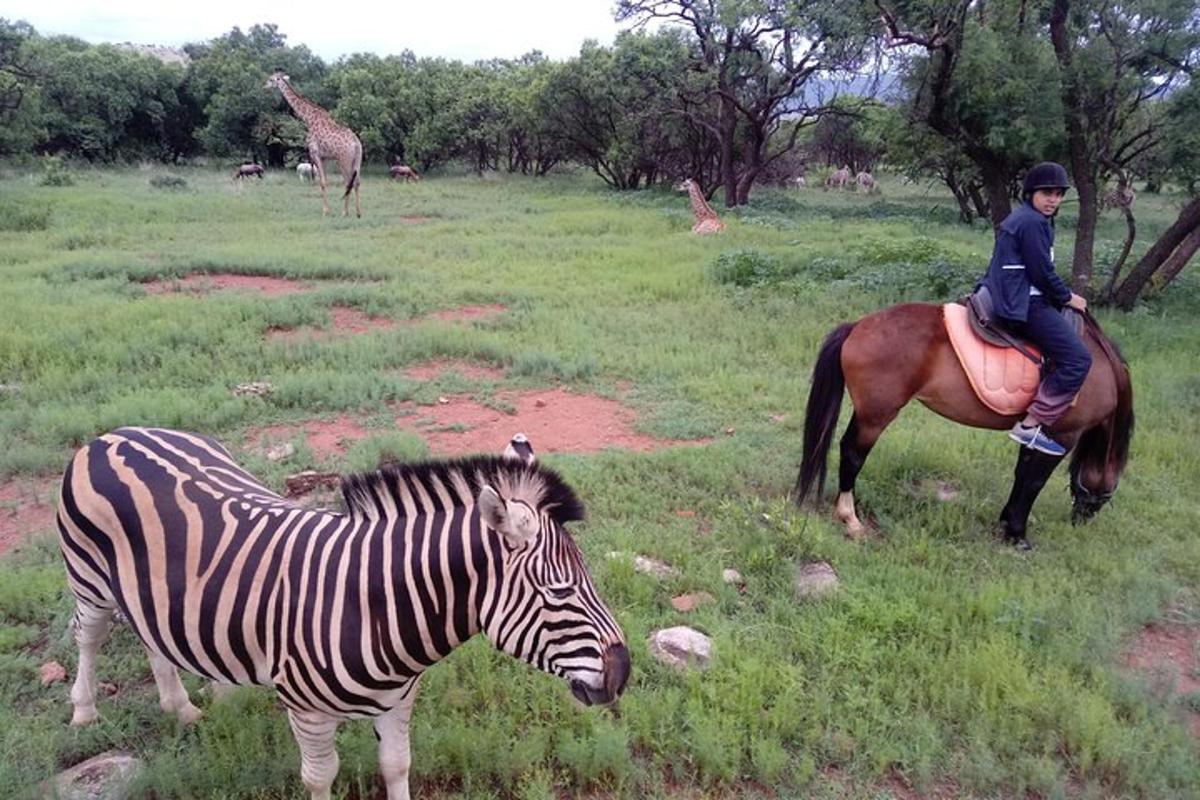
[232,381,273,398]
[39,660,67,686]
[648,626,712,670]
[264,442,295,462]
[606,552,681,580]
[794,561,840,599]
[722,568,744,587]
[44,751,143,800]
[670,592,715,612]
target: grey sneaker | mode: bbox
[1008,422,1066,456]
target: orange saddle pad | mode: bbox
[942,303,1041,416]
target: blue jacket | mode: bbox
[981,202,1072,321]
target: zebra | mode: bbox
[57,427,629,800]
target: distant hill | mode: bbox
[114,43,190,66]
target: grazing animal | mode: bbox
[793,305,1133,549]
[58,427,629,800]
[389,164,420,183]
[825,166,851,190]
[265,70,363,217]
[296,162,316,182]
[1101,184,1136,212]
[674,178,725,234]
[793,175,807,189]
[233,163,264,181]
[855,171,876,193]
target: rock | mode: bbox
[264,442,295,462]
[724,427,736,435]
[437,396,450,405]
[675,509,697,518]
[648,626,712,670]
[284,470,340,498]
[671,592,716,612]
[232,381,273,398]
[39,661,67,686]
[721,568,745,587]
[535,398,547,408]
[44,751,143,800]
[934,480,960,502]
[795,561,840,599]
[606,552,681,580]
[98,681,118,696]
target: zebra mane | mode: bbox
[339,456,585,525]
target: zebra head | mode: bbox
[477,480,629,706]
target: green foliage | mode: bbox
[37,154,72,185]
[0,200,50,231]
[0,165,1198,800]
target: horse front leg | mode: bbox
[998,447,1065,550]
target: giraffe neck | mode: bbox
[276,78,331,127]
[688,183,717,221]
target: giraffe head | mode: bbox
[264,70,289,91]
[673,178,695,193]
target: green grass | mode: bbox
[1,163,1198,798]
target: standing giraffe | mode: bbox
[675,178,725,234]
[265,70,362,217]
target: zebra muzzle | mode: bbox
[567,643,630,706]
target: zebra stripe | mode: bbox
[59,427,628,798]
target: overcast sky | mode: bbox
[4,0,634,62]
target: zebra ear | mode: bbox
[478,486,537,547]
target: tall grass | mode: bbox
[1,164,1197,798]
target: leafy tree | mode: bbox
[0,18,43,156]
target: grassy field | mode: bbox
[1,163,1199,799]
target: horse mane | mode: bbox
[339,456,585,525]
[1071,311,1134,483]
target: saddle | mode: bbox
[944,287,1084,415]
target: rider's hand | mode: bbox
[1067,293,1088,311]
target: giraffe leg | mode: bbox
[146,648,203,724]
[288,708,341,800]
[375,679,420,800]
[310,147,329,216]
[70,601,113,726]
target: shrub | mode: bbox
[708,249,780,287]
[38,156,73,187]
[0,203,50,232]
[149,175,188,190]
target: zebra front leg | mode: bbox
[145,648,203,724]
[375,679,421,800]
[288,708,341,800]
[69,602,113,726]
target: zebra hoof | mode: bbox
[71,706,99,726]
[176,703,203,725]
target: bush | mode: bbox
[708,249,781,287]
[38,156,73,187]
[0,203,50,232]
[149,175,188,190]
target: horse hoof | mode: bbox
[1008,536,1033,552]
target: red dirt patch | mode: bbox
[248,416,373,462]
[143,273,311,296]
[268,306,398,342]
[402,360,505,381]
[1121,622,1200,737]
[415,304,507,324]
[0,476,58,557]
[395,388,708,457]
[399,216,433,224]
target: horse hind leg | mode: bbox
[836,413,894,540]
[69,600,114,725]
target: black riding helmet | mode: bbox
[1023,161,1071,199]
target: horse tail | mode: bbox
[1069,312,1135,506]
[794,322,855,506]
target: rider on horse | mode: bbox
[980,162,1091,457]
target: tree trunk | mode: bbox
[1101,206,1136,302]
[1155,226,1200,290]
[980,160,1012,232]
[1070,175,1099,295]
[1112,196,1200,309]
[719,96,738,208]
[968,182,988,220]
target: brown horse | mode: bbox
[793,303,1133,549]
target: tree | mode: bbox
[1048,0,1200,294]
[617,0,872,206]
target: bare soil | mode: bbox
[142,273,311,296]
[268,306,398,341]
[402,360,506,381]
[1121,621,1200,737]
[0,476,59,556]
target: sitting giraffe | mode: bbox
[675,178,725,235]
[265,70,363,217]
